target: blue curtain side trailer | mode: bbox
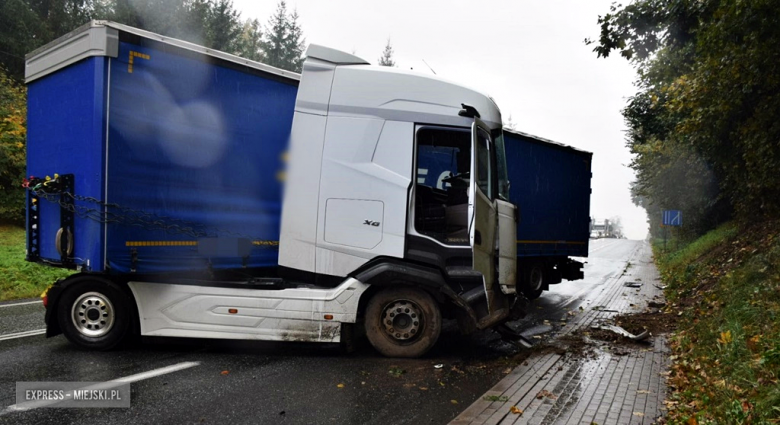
[25,21,299,276]
[502,129,592,298]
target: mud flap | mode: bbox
[339,322,365,353]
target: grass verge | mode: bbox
[654,221,780,424]
[0,225,73,301]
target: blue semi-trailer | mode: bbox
[503,129,591,299]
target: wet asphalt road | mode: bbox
[0,239,640,425]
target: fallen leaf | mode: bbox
[418,387,428,391]
[536,390,557,400]
[220,370,229,375]
[388,367,405,377]
[687,416,698,425]
[718,330,733,345]
[450,400,458,404]
[337,383,345,388]
[509,406,522,415]
[633,412,644,417]
[636,390,651,394]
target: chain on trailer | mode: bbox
[23,174,269,266]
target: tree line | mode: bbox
[589,0,780,239]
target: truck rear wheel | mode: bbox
[57,279,131,351]
[522,263,545,300]
[365,287,441,358]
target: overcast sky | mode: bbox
[232,0,649,239]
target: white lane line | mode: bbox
[0,329,46,341]
[0,300,42,308]
[111,361,201,383]
[1,361,201,415]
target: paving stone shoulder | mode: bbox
[452,241,670,425]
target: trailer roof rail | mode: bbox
[26,20,302,84]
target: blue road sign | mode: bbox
[663,210,682,226]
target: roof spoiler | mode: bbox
[304,44,369,65]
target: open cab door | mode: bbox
[494,130,518,294]
[469,119,498,311]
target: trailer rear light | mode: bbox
[324,315,333,320]
[228,308,238,314]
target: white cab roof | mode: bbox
[304,44,502,129]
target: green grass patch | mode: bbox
[654,221,780,424]
[654,222,739,270]
[0,225,73,301]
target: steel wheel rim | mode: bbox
[71,292,115,337]
[381,299,423,343]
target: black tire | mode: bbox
[522,263,545,300]
[365,287,441,358]
[57,278,131,351]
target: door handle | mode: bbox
[474,230,482,246]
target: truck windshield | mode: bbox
[492,130,510,201]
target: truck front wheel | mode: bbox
[57,279,131,351]
[365,287,441,358]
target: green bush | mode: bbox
[0,68,26,225]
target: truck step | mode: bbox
[445,266,484,287]
[459,285,486,305]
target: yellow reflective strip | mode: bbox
[128,51,150,73]
[252,240,279,246]
[125,240,280,247]
[125,241,198,247]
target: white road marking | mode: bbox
[0,329,46,341]
[111,361,201,383]
[1,361,201,415]
[0,300,42,308]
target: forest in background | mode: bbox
[589,0,780,239]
